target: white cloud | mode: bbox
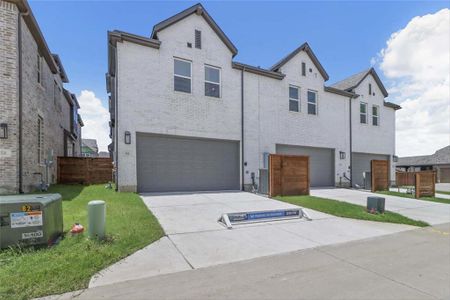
[377,8,450,157]
[77,90,110,152]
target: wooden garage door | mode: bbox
[136,134,240,192]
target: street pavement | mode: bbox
[47,222,450,300]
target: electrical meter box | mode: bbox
[0,194,63,248]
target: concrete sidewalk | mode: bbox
[89,191,416,287]
[312,188,450,225]
[56,223,450,300]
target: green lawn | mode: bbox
[0,185,164,300]
[275,195,428,227]
[436,190,450,195]
[377,190,450,204]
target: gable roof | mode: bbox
[397,146,450,166]
[151,3,238,57]
[331,67,388,97]
[269,42,329,81]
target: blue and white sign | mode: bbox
[219,208,309,229]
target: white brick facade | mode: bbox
[108,5,398,192]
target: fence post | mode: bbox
[415,173,420,198]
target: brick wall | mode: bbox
[0,1,19,194]
[0,1,76,194]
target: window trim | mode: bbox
[372,104,380,126]
[289,85,300,113]
[307,90,318,115]
[360,101,368,124]
[369,83,372,95]
[195,29,202,49]
[204,64,221,98]
[37,55,42,85]
[301,62,306,76]
[37,115,44,164]
[173,57,192,94]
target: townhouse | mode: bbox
[107,3,400,193]
[0,0,82,194]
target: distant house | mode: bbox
[0,0,82,194]
[397,146,450,183]
[82,139,99,157]
[98,151,110,158]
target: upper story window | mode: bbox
[37,55,42,84]
[195,30,202,49]
[307,90,317,115]
[360,102,368,124]
[301,62,306,76]
[372,105,379,126]
[204,65,220,98]
[174,58,192,93]
[289,85,299,112]
[37,116,44,164]
[53,81,62,111]
[369,83,372,96]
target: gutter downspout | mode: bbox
[114,44,119,192]
[241,68,245,191]
[348,96,353,188]
[18,11,27,193]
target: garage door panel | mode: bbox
[136,134,240,192]
[276,144,334,187]
[351,152,389,188]
[440,167,450,183]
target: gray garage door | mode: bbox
[276,144,335,187]
[136,134,240,192]
[351,152,389,188]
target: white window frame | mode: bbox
[289,85,300,112]
[204,64,221,98]
[307,90,318,115]
[372,105,380,126]
[173,58,192,94]
[360,102,368,124]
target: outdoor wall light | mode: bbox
[393,155,398,162]
[339,151,346,160]
[124,131,131,144]
[0,123,7,139]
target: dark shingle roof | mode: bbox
[397,146,450,166]
[331,68,388,97]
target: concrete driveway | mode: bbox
[90,191,416,287]
[312,188,450,225]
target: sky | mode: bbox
[29,0,450,156]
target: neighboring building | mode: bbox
[81,139,99,157]
[106,3,400,193]
[397,146,450,183]
[98,151,110,158]
[0,0,82,194]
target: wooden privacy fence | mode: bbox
[415,171,436,198]
[396,171,415,186]
[269,154,309,197]
[371,160,389,192]
[57,157,113,184]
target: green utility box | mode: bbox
[0,194,63,248]
[367,196,385,214]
